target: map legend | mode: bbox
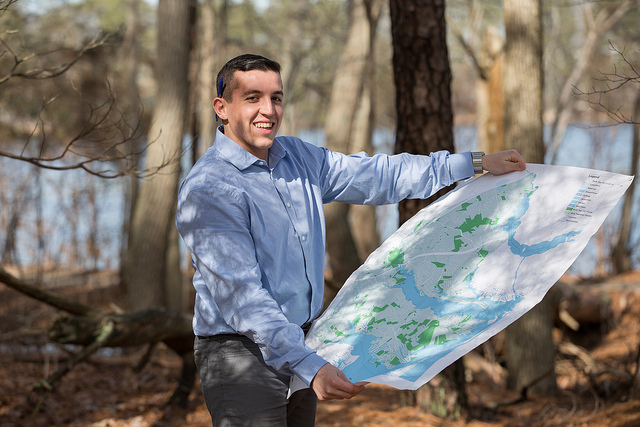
[563,174,608,224]
[565,185,586,211]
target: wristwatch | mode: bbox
[471,151,484,175]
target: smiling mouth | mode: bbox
[254,122,273,129]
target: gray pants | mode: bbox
[194,335,318,426]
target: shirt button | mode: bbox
[286,202,291,208]
[301,235,307,242]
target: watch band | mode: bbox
[471,151,484,175]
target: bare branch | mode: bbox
[573,42,640,124]
[0,82,183,178]
[0,2,171,177]
[0,33,110,86]
[447,16,489,80]
[0,0,18,13]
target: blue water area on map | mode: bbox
[503,178,582,257]
[392,265,518,321]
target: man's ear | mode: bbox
[213,97,227,121]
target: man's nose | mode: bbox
[260,99,274,115]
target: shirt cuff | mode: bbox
[449,152,475,182]
[293,352,330,386]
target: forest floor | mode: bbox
[1,268,640,426]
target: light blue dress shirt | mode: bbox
[176,126,475,386]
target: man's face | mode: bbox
[214,70,284,161]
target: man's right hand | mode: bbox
[310,363,366,401]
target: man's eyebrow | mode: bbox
[241,89,284,97]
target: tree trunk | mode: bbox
[502,0,544,164]
[124,0,192,311]
[502,0,558,397]
[323,0,382,297]
[323,0,369,152]
[476,27,505,154]
[195,0,216,154]
[115,0,142,287]
[448,8,505,154]
[390,0,456,225]
[276,0,309,137]
[349,0,383,261]
[390,0,467,417]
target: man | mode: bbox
[176,53,526,426]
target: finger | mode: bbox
[312,364,366,400]
[317,382,353,400]
[326,386,363,400]
[506,150,526,169]
[507,158,526,171]
[333,376,366,397]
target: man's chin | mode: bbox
[254,134,277,147]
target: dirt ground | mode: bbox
[1,270,640,427]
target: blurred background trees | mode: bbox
[1,0,639,417]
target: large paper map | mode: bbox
[290,164,633,393]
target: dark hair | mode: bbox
[216,54,281,102]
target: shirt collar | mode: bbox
[214,125,287,170]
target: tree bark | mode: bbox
[502,0,544,164]
[390,0,456,225]
[502,0,558,397]
[124,0,192,311]
[390,0,467,417]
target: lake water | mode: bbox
[0,124,637,276]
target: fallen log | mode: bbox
[0,267,95,317]
[48,308,194,352]
[554,281,613,331]
[0,267,196,408]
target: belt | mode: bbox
[301,322,313,334]
[196,333,240,340]
[197,322,314,341]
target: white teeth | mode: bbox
[255,123,273,129]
